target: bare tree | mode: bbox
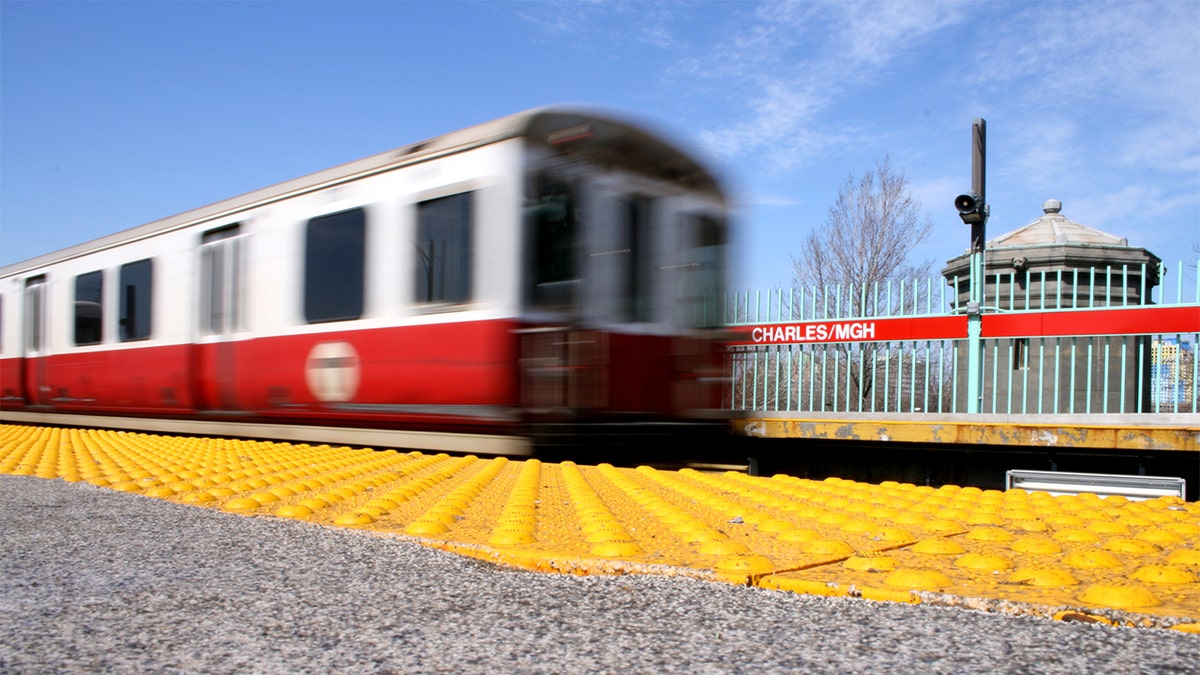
[793,156,934,313]
[790,157,939,411]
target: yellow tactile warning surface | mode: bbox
[2,424,1199,632]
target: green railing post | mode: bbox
[955,119,989,415]
[966,249,985,414]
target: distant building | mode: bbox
[1152,337,1196,409]
[942,200,1160,414]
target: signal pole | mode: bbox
[955,119,988,414]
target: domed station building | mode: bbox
[942,199,1161,415]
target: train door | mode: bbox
[519,173,607,415]
[22,275,48,406]
[670,213,727,412]
[197,225,245,410]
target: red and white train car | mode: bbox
[0,107,730,454]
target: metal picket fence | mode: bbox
[723,261,1199,416]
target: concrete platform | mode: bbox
[2,423,1198,630]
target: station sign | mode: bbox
[726,305,1198,347]
[726,316,967,346]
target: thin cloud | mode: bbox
[925,2,1198,246]
[741,192,807,208]
[697,79,837,169]
[908,175,961,219]
[823,0,963,68]
[1119,120,1200,175]
[972,1,1198,107]
[1002,117,1080,190]
[684,1,967,169]
[1071,183,1198,242]
[515,0,691,51]
[514,0,610,37]
[968,1,1199,175]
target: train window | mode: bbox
[200,225,245,334]
[526,177,578,309]
[304,208,365,323]
[696,213,720,293]
[118,259,153,341]
[74,271,104,345]
[24,276,47,352]
[415,192,472,305]
[688,215,725,327]
[623,195,654,322]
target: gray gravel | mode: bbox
[1,475,1197,674]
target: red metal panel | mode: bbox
[983,306,1200,338]
[25,345,195,411]
[230,319,521,410]
[192,342,224,411]
[0,357,24,406]
[608,333,673,413]
[1,319,522,423]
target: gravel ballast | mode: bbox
[1,475,1196,674]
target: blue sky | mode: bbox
[3,1,1197,294]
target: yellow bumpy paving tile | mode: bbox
[2,424,1198,631]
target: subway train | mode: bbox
[0,107,732,455]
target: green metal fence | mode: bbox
[724,261,1199,416]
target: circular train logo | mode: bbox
[305,341,361,403]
